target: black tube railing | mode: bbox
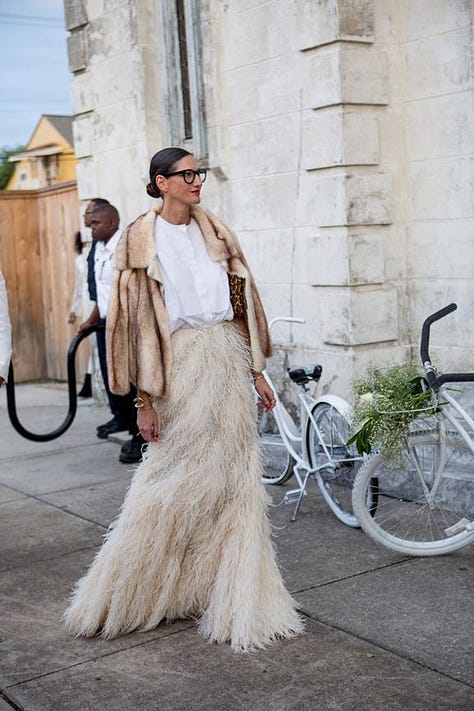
[5,324,103,442]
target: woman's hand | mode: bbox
[254,375,276,411]
[137,407,159,442]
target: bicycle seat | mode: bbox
[288,365,322,385]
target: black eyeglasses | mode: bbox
[163,168,207,184]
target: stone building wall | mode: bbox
[64,0,473,399]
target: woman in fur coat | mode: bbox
[64,147,303,652]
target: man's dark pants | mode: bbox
[96,318,139,437]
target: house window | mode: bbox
[158,0,207,160]
[176,0,192,140]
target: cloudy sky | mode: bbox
[0,0,71,149]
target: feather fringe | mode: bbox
[64,322,303,651]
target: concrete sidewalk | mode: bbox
[0,383,472,711]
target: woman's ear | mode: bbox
[155,175,167,195]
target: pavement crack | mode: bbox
[3,624,195,689]
[0,440,108,465]
[2,491,110,529]
[292,557,414,594]
[298,609,474,690]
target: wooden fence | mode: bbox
[0,181,89,381]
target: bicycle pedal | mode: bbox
[284,490,307,504]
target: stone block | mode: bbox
[64,0,87,31]
[94,144,145,199]
[347,230,385,284]
[239,229,296,286]
[227,173,299,232]
[72,115,92,158]
[70,74,93,114]
[226,55,300,124]
[404,93,473,161]
[337,0,375,41]
[91,100,140,153]
[303,108,379,169]
[67,29,88,73]
[407,157,473,221]
[87,55,134,106]
[403,28,471,101]
[297,0,374,51]
[304,47,341,109]
[339,46,389,104]
[305,45,388,109]
[346,173,392,225]
[257,284,293,326]
[312,172,392,227]
[295,226,384,286]
[408,219,473,280]
[320,287,398,345]
[87,10,132,66]
[223,1,294,70]
[227,114,301,178]
[401,0,470,40]
[76,158,98,201]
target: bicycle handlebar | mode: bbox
[420,303,474,387]
[268,316,306,331]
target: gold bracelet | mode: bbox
[134,396,153,410]
[253,373,264,382]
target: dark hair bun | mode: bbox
[146,182,161,199]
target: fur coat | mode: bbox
[106,205,272,398]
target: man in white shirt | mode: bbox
[0,270,12,386]
[79,204,144,463]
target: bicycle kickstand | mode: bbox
[286,465,311,522]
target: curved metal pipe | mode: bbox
[5,324,103,442]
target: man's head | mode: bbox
[83,197,110,228]
[90,204,120,244]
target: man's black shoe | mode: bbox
[119,438,146,464]
[96,418,129,439]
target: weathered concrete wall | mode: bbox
[65,0,166,221]
[64,0,473,400]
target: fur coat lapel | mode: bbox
[114,205,240,273]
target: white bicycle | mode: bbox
[258,317,364,525]
[352,303,474,556]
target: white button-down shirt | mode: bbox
[154,216,233,334]
[0,270,12,381]
[94,230,122,318]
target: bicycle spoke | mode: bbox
[307,402,363,526]
[353,429,474,555]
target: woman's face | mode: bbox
[156,155,204,208]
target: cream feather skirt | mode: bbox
[64,321,303,651]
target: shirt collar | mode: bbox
[97,229,121,255]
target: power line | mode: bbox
[0,101,70,105]
[0,12,64,28]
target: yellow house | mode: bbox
[6,115,77,190]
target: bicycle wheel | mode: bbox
[306,401,363,527]
[352,426,474,555]
[258,407,295,485]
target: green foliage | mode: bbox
[348,363,437,460]
[0,145,25,189]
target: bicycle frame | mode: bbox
[261,316,364,523]
[263,368,362,522]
